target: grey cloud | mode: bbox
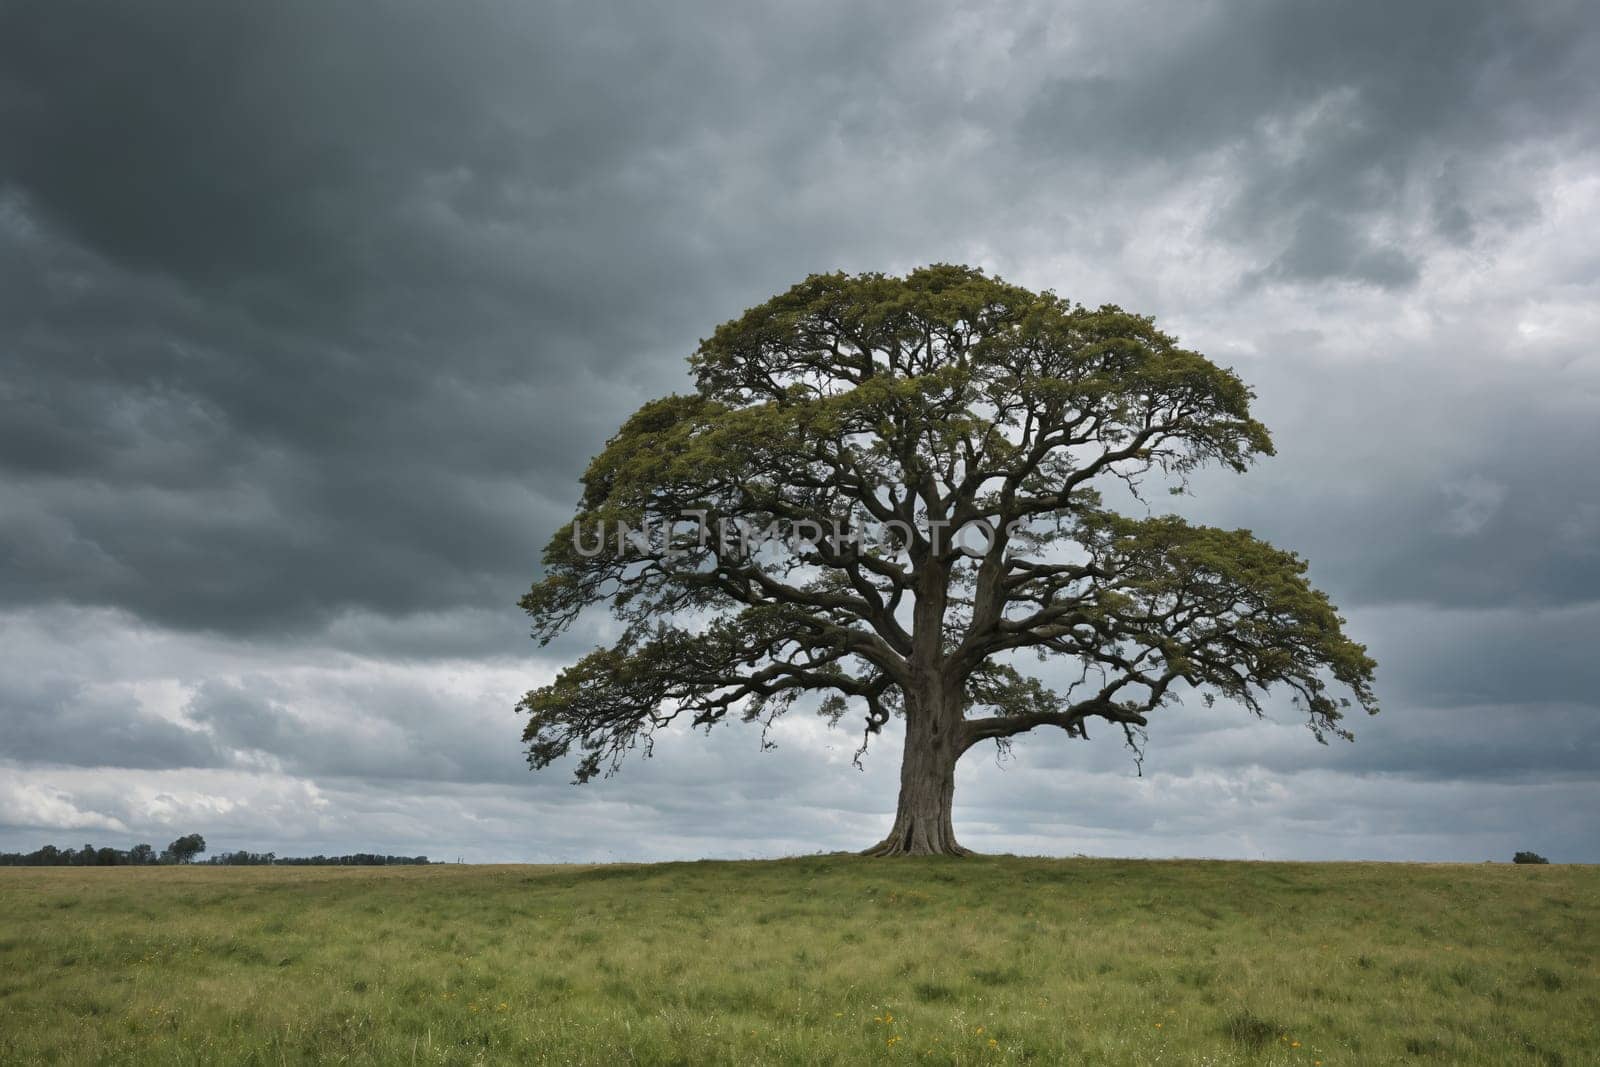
[0,676,219,771]
[1187,373,1600,614]
[1250,209,1420,289]
[1020,0,1598,287]
[184,677,529,785]
[0,1,959,638]
[7,0,1591,637]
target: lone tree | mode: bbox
[163,833,206,864]
[519,266,1377,855]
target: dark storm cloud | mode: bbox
[0,0,974,638]
[5,0,1595,637]
[0,2,660,636]
[1,1,1597,860]
[3,3,697,291]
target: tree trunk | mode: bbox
[862,682,971,857]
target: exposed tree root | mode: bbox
[860,819,975,857]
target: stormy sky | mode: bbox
[2,0,1597,863]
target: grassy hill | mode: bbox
[0,856,1594,1064]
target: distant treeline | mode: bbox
[204,851,431,866]
[0,835,429,867]
[0,844,164,866]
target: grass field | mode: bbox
[0,856,1595,1065]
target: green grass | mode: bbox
[0,856,1595,1065]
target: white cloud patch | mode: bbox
[0,779,129,835]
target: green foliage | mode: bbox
[518,265,1377,803]
[1,859,1594,1064]
[163,834,207,865]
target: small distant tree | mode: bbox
[128,843,155,865]
[163,834,207,864]
[1513,850,1549,865]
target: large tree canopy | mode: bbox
[519,265,1377,855]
